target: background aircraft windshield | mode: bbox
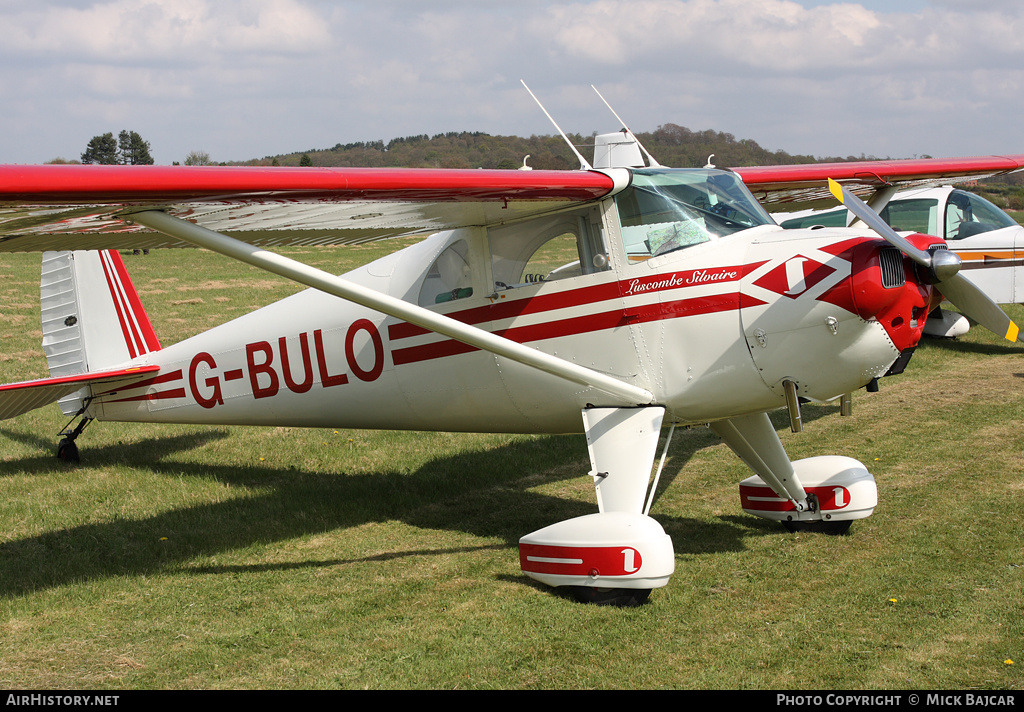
[946,189,1018,239]
[778,189,1018,241]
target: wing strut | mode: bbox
[128,210,654,405]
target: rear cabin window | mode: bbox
[780,199,939,234]
[418,239,474,306]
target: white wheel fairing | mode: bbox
[740,456,878,524]
[519,512,675,590]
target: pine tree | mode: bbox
[80,133,118,164]
[117,130,154,165]
[83,131,153,164]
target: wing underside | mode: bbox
[735,154,1024,212]
[1,156,1023,251]
[0,165,616,252]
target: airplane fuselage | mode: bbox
[85,168,937,434]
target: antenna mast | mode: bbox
[520,80,592,171]
[591,85,662,168]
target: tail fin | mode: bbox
[40,250,160,415]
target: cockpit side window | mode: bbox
[779,209,848,229]
[521,232,582,284]
[879,199,938,235]
[779,197,940,234]
[489,206,609,291]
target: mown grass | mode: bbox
[0,246,1022,689]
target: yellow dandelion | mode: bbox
[1005,659,1014,665]
[889,598,898,603]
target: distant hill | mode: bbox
[233,124,870,171]
[230,125,1024,211]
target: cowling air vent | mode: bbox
[879,248,905,289]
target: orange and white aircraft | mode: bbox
[1,116,1022,605]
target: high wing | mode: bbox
[3,156,1023,252]
[733,154,1024,212]
[0,165,617,252]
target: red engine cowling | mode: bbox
[822,234,940,352]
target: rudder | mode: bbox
[40,250,160,414]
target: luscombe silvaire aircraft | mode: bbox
[1,94,1022,605]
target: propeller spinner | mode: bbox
[827,178,1019,342]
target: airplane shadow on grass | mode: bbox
[0,407,830,598]
[922,336,1022,357]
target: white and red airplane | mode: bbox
[1,121,1022,605]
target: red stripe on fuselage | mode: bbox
[388,281,623,341]
[113,369,183,391]
[105,388,188,403]
[391,292,766,366]
[389,261,766,343]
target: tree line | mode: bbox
[57,127,1024,213]
[59,125,909,172]
[244,125,841,171]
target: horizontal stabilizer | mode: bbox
[0,365,160,421]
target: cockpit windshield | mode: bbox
[615,169,774,260]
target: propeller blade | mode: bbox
[827,179,934,270]
[827,178,1018,342]
[934,273,1020,342]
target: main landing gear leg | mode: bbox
[519,406,676,606]
[711,413,809,511]
[712,412,877,533]
[56,415,93,464]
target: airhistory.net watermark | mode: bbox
[6,695,119,707]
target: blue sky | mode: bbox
[2,0,1022,165]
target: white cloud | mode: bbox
[1,0,1022,164]
[537,0,1024,76]
[2,0,331,63]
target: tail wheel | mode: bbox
[56,438,80,464]
[55,415,92,464]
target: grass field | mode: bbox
[0,245,1022,690]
